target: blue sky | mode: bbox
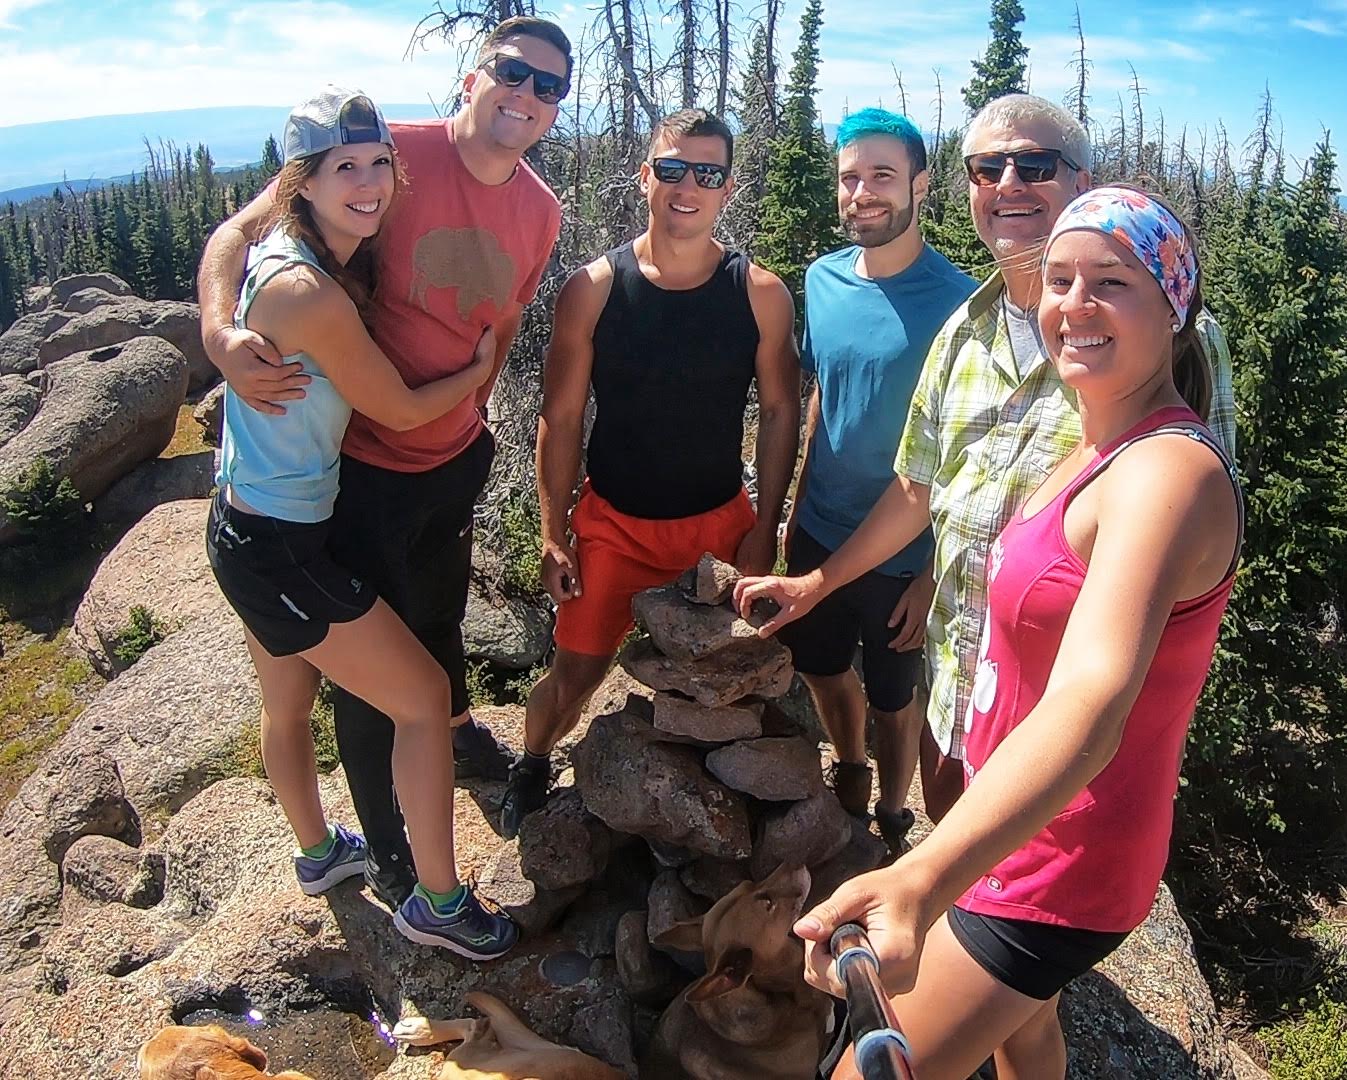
[1,0,1343,181]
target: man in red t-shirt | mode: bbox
[197,18,567,912]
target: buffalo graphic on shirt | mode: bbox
[408,226,516,317]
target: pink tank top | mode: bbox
[957,405,1242,932]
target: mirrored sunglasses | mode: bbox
[964,147,1082,186]
[651,157,729,189]
[483,54,570,105]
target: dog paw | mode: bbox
[391,1017,437,1046]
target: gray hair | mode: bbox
[962,94,1092,173]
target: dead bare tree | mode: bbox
[1066,3,1091,127]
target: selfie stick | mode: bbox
[829,923,917,1080]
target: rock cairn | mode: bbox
[527,552,890,1006]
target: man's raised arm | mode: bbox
[198,189,310,415]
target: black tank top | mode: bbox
[587,241,760,519]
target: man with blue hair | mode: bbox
[777,107,976,856]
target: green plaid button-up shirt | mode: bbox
[896,271,1236,759]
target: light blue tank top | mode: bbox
[217,229,353,522]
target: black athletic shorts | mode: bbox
[777,527,923,712]
[206,489,377,658]
[947,905,1129,1000]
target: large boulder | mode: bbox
[573,710,752,860]
[192,381,225,446]
[57,616,259,815]
[0,374,40,448]
[1061,884,1269,1079]
[463,575,554,670]
[0,746,139,974]
[92,451,215,526]
[48,272,133,309]
[38,299,215,392]
[71,498,224,677]
[618,635,793,710]
[0,309,74,375]
[0,337,189,538]
[62,288,129,315]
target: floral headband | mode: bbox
[1045,186,1198,326]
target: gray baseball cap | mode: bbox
[283,86,393,163]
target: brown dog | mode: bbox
[392,990,624,1080]
[642,864,835,1079]
[137,1023,311,1079]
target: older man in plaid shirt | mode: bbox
[738,93,1235,820]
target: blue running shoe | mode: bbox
[394,885,519,960]
[294,823,367,896]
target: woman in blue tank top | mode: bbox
[205,87,516,959]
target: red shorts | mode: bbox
[554,483,757,657]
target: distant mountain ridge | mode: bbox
[0,104,443,202]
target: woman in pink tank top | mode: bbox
[800,187,1243,1080]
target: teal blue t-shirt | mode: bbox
[797,243,977,577]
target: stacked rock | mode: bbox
[569,553,888,1002]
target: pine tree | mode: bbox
[260,135,283,179]
[755,0,838,301]
[962,0,1029,114]
[723,23,780,253]
[1172,138,1347,1003]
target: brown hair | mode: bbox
[261,144,406,328]
[649,108,735,165]
[477,16,574,82]
[1108,184,1212,421]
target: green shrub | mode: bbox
[1259,996,1347,1080]
[501,494,543,598]
[0,457,84,538]
[112,605,167,666]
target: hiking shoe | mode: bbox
[499,754,551,840]
[453,718,518,781]
[827,760,873,819]
[394,885,519,959]
[876,805,916,859]
[294,823,367,896]
[363,846,417,910]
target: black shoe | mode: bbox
[363,847,417,910]
[499,755,551,840]
[875,805,916,859]
[453,717,518,781]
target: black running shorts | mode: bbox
[947,905,1129,1000]
[778,527,923,712]
[206,490,377,657]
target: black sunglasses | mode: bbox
[481,53,570,105]
[650,157,729,189]
[963,147,1082,186]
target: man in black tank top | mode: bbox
[500,110,801,837]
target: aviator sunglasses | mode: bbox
[650,157,730,189]
[480,53,570,105]
[964,147,1082,186]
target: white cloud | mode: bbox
[0,3,474,126]
[1291,17,1346,35]
[0,0,47,29]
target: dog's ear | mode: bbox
[652,915,704,955]
[685,947,752,1002]
[225,1032,269,1071]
